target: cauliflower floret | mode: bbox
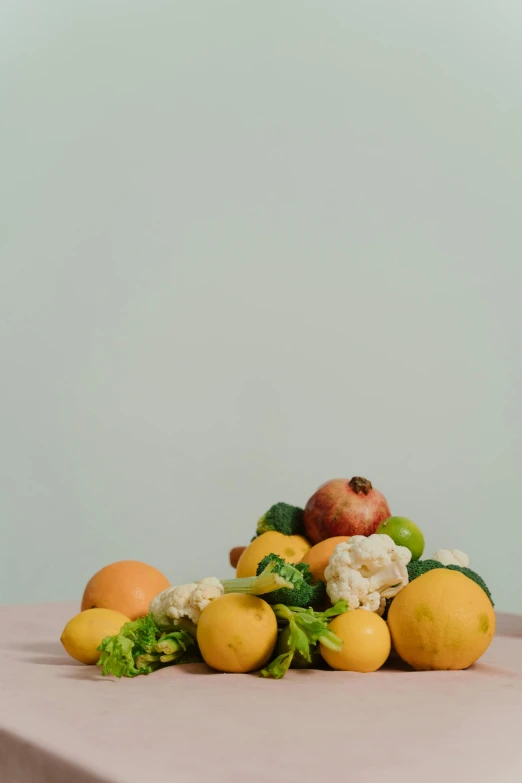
[432,549,469,568]
[149,578,224,627]
[345,534,412,575]
[324,533,411,615]
[149,583,195,627]
[325,567,383,613]
[187,577,224,618]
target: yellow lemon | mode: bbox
[60,608,130,664]
[197,593,277,673]
[236,531,311,578]
[387,569,495,671]
[320,609,391,672]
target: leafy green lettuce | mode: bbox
[97,614,200,678]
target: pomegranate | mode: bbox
[304,476,391,544]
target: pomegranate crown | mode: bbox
[348,476,372,495]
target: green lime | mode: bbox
[376,516,425,561]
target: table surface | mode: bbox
[1,603,522,783]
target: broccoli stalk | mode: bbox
[255,554,326,608]
[220,559,295,596]
[256,502,305,538]
[97,615,201,678]
[261,601,348,679]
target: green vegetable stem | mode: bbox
[260,601,348,679]
[221,559,296,596]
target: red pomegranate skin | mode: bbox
[304,477,391,544]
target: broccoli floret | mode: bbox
[445,565,494,606]
[256,503,305,537]
[256,554,326,608]
[406,559,446,582]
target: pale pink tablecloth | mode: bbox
[1,603,521,783]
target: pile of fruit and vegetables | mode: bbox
[61,475,496,679]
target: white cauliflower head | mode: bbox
[324,534,412,615]
[149,577,224,627]
[432,549,469,568]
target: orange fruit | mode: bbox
[387,569,496,670]
[197,593,277,673]
[320,609,391,672]
[300,536,350,583]
[236,532,311,578]
[81,560,170,620]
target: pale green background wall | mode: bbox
[2,2,520,612]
